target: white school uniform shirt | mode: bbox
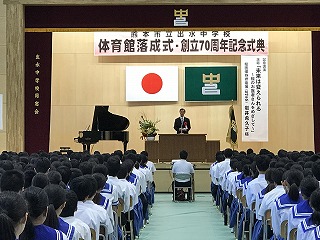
[245,174,267,210]
[214,159,231,185]
[107,176,130,213]
[271,194,303,237]
[83,200,114,234]
[75,201,101,240]
[287,200,313,240]
[226,171,239,196]
[146,161,156,182]
[132,168,143,194]
[61,216,91,240]
[119,178,138,210]
[255,187,267,219]
[297,216,317,240]
[209,162,218,185]
[258,185,286,220]
[171,159,194,182]
[101,182,119,206]
[221,170,232,191]
[139,166,153,188]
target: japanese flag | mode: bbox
[126,66,178,101]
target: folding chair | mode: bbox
[240,194,249,240]
[116,202,126,240]
[99,224,108,240]
[280,220,288,240]
[125,196,135,240]
[235,189,243,237]
[173,173,193,202]
[289,228,297,240]
[249,202,256,240]
[263,209,272,240]
[90,228,96,240]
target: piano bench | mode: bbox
[60,146,71,153]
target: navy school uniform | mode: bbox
[34,224,66,240]
[58,217,75,240]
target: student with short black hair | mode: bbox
[0,169,25,192]
[0,191,28,240]
[69,176,112,240]
[56,166,72,185]
[20,186,67,240]
[32,173,50,189]
[44,184,79,240]
[60,190,91,240]
[47,170,62,185]
[34,157,51,173]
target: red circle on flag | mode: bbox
[141,73,163,94]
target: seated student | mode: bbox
[31,173,50,189]
[271,169,304,239]
[297,188,320,240]
[245,155,270,210]
[255,168,275,217]
[0,169,24,192]
[287,176,319,239]
[214,149,233,192]
[119,161,138,211]
[171,150,194,201]
[0,191,28,240]
[47,170,63,185]
[251,169,277,240]
[236,164,253,191]
[141,151,156,205]
[106,156,130,213]
[23,169,37,189]
[60,190,91,240]
[139,154,153,204]
[258,168,286,219]
[92,173,114,222]
[44,184,80,240]
[34,157,51,174]
[20,186,67,240]
[69,175,112,240]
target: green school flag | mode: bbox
[185,66,237,101]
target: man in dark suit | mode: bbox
[173,108,191,134]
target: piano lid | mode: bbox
[92,106,130,131]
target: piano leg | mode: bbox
[123,141,128,152]
[83,143,91,152]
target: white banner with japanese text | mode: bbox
[94,31,268,56]
[241,56,268,142]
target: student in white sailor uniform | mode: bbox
[81,175,114,234]
[271,169,304,239]
[287,176,319,239]
[106,156,131,213]
[20,186,68,240]
[69,176,104,240]
[44,184,80,240]
[245,155,270,210]
[297,188,320,240]
[60,190,91,240]
[258,168,286,219]
[92,173,114,222]
[0,191,28,240]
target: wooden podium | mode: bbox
[145,134,220,162]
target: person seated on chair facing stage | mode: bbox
[171,150,195,201]
[174,108,191,134]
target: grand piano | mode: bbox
[75,106,129,152]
